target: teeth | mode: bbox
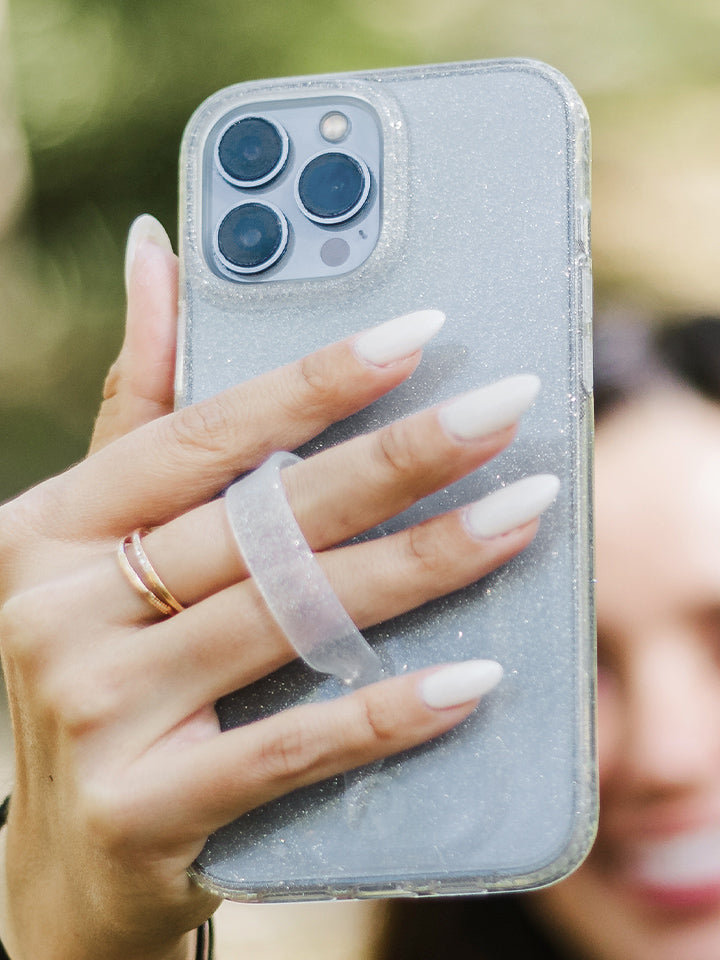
[632,827,720,887]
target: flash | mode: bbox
[320,111,350,142]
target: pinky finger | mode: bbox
[150,661,502,836]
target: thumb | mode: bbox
[89,215,178,454]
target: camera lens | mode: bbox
[216,116,289,187]
[295,151,371,224]
[215,202,288,274]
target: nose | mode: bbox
[611,632,720,795]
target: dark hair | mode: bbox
[594,313,720,419]
[379,313,720,960]
[379,894,573,960]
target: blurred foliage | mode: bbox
[3,0,720,500]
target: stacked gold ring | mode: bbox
[117,529,185,617]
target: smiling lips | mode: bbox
[618,825,720,908]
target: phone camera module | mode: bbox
[216,116,289,188]
[206,99,382,282]
[215,202,289,274]
[295,151,370,224]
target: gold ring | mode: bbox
[130,529,185,613]
[116,529,184,617]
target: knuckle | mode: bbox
[169,395,236,458]
[1,591,123,735]
[257,723,328,784]
[375,419,426,490]
[80,782,135,852]
[402,522,441,579]
[254,698,399,788]
[1,475,84,585]
[353,695,397,747]
[54,672,123,737]
[0,589,53,666]
[284,353,337,417]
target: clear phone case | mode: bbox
[177,59,595,902]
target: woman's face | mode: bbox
[533,387,720,960]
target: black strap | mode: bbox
[196,916,215,960]
[0,795,213,960]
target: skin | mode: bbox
[0,230,543,960]
[532,387,720,960]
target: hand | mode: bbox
[0,216,555,960]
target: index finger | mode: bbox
[36,310,446,539]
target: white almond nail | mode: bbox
[124,214,173,293]
[464,474,560,539]
[420,659,503,709]
[353,309,445,366]
[439,374,541,441]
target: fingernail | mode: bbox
[124,214,173,294]
[420,659,503,709]
[439,374,541,441]
[353,309,445,366]
[463,474,560,539]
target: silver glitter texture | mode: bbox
[180,59,595,902]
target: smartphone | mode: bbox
[177,59,595,902]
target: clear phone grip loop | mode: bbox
[224,452,387,819]
[224,451,385,690]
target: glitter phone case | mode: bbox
[177,59,595,902]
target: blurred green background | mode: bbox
[2,0,720,500]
